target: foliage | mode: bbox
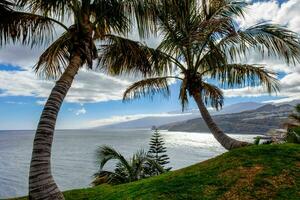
[288,104,300,126]
[146,129,171,174]
[253,136,261,145]
[100,0,300,111]
[286,127,300,144]
[14,144,300,200]
[284,104,300,143]
[0,0,158,78]
[92,146,165,186]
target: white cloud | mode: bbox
[0,0,299,105]
[223,0,300,102]
[75,107,87,116]
[5,101,27,105]
[0,69,131,103]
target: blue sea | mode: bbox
[0,129,258,198]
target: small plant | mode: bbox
[254,137,261,145]
[147,129,171,175]
[284,104,300,144]
[286,128,300,144]
[93,146,165,186]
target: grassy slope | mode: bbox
[14,144,300,200]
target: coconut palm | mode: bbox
[100,0,300,150]
[0,0,157,199]
[93,146,164,186]
[285,104,300,129]
[289,104,300,125]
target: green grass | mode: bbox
[13,144,300,200]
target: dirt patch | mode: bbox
[219,165,263,200]
[269,170,295,187]
[255,170,295,199]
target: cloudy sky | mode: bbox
[0,0,299,130]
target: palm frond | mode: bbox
[91,0,130,38]
[204,0,247,20]
[289,114,300,123]
[201,82,224,110]
[289,104,300,123]
[122,0,158,38]
[220,23,300,65]
[17,0,72,20]
[99,35,175,77]
[92,170,126,186]
[0,10,56,47]
[0,0,14,12]
[34,31,72,79]
[96,146,132,175]
[209,64,279,94]
[145,157,165,174]
[179,78,189,111]
[123,77,173,101]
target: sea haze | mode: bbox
[0,129,259,198]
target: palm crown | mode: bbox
[99,0,300,150]
[100,0,300,111]
[1,0,157,78]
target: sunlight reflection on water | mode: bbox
[0,129,259,198]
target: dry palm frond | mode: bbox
[201,82,224,110]
[99,35,176,77]
[209,64,279,94]
[123,77,173,101]
[219,23,300,65]
[0,10,56,47]
[34,31,72,79]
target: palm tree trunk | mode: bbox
[191,91,250,150]
[29,53,82,200]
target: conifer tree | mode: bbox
[147,129,171,173]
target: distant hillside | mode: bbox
[94,102,264,130]
[159,104,294,134]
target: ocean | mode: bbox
[0,129,258,198]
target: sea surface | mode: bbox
[0,129,259,198]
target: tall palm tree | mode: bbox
[1,0,157,199]
[289,104,300,125]
[285,104,300,129]
[93,146,164,186]
[100,0,300,150]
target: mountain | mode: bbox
[96,114,198,130]
[211,102,264,115]
[94,102,264,130]
[159,104,294,134]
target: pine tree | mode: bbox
[147,129,171,173]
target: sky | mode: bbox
[0,0,300,130]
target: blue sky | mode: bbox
[0,0,300,130]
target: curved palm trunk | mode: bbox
[29,53,82,200]
[192,91,250,150]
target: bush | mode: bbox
[286,127,300,144]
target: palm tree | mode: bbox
[0,0,157,199]
[284,104,300,129]
[93,146,164,186]
[100,0,300,150]
[289,104,300,125]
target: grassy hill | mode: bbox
[14,144,300,200]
